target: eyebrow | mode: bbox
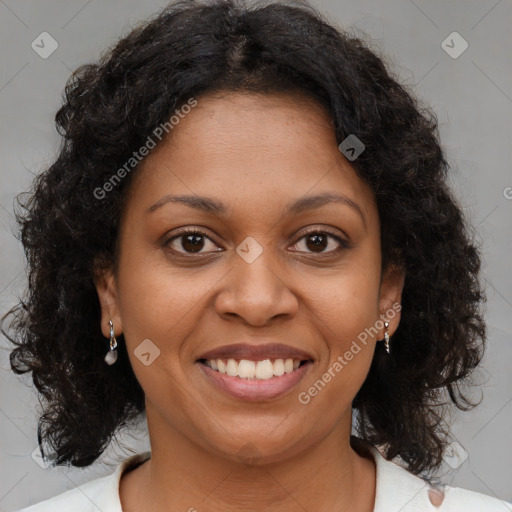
[146,192,366,227]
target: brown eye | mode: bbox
[165,229,222,255]
[180,233,206,253]
[304,232,329,252]
[290,229,349,255]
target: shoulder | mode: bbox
[13,452,151,512]
[440,485,511,511]
[13,474,115,512]
[366,443,511,511]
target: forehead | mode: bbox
[125,92,376,224]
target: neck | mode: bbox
[120,406,376,512]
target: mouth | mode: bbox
[195,343,314,401]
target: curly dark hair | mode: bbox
[2,0,485,476]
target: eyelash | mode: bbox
[164,226,350,257]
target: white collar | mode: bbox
[107,445,434,511]
[93,443,507,512]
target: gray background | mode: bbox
[0,0,511,509]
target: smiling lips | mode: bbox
[196,342,314,400]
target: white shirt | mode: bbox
[15,445,510,511]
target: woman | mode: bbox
[3,0,509,510]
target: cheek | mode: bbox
[115,251,208,366]
[309,246,381,340]
[302,244,381,392]
[299,290,377,423]
[312,283,379,377]
[114,260,203,415]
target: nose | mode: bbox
[214,243,299,326]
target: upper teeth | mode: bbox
[205,358,301,380]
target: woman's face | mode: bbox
[96,92,404,464]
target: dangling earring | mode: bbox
[383,321,390,354]
[104,319,118,365]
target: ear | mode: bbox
[378,264,405,337]
[94,265,123,339]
